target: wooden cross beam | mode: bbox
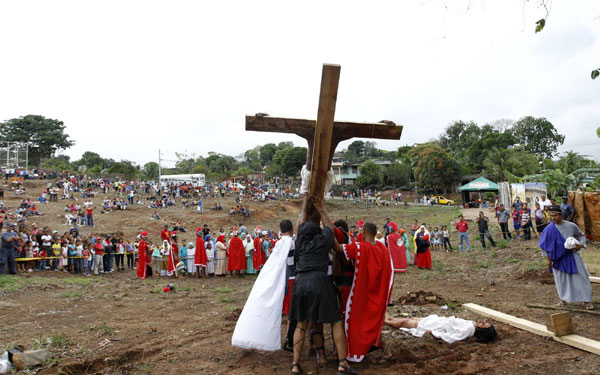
[246,64,403,223]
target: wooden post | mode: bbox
[546,312,574,337]
[306,64,340,223]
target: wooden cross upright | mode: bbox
[246,64,403,223]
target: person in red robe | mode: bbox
[136,231,150,279]
[415,226,432,270]
[314,201,392,370]
[355,220,364,242]
[227,232,246,276]
[387,227,407,273]
[253,232,264,271]
[194,228,207,278]
[167,232,178,277]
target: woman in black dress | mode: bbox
[289,198,356,375]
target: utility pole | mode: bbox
[158,149,162,183]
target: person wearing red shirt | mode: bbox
[93,239,104,275]
[455,215,471,251]
[160,225,171,242]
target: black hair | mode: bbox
[333,219,349,233]
[296,222,320,251]
[474,324,497,343]
[363,222,377,236]
[280,219,293,233]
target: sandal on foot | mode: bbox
[337,360,358,375]
[585,303,595,311]
[290,362,303,375]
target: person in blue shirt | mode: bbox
[560,196,575,222]
[0,222,20,275]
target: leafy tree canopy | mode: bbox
[0,115,74,165]
[356,160,384,188]
[511,116,565,158]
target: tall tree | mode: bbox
[346,140,365,159]
[142,162,159,180]
[438,120,481,163]
[511,116,565,158]
[409,144,461,193]
[0,115,74,165]
[356,160,384,187]
[259,143,277,166]
[107,160,139,180]
[384,162,411,187]
[73,151,108,170]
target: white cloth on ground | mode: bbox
[231,235,293,351]
[400,315,475,344]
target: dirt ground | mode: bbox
[1,181,599,374]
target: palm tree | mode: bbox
[483,147,519,182]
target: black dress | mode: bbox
[289,226,342,324]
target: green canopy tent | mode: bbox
[457,176,499,208]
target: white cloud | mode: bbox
[0,0,598,166]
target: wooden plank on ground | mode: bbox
[463,303,600,356]
[590,276,600,283]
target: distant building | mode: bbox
[331,155,392,186]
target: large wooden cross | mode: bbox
[246,64,402,223]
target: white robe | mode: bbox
[231,235,293,351]
[401,315,475,344]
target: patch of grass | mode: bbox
[59,291,82,299]
[49,330,72,348]
[215,286,234,294]
[524,260,546,272]
[507,258,520,264]
[476,261,489,269]
[219,296,234,303]
[227,305,238,312]
[446,301,458,310]
[150,287,163,294]
[99,323,115,336]
[497,240,508,249]
[490,250,497,258]
[181,286,194,292]
[139,363,154,374]
[0,275,17,288]
[433,260,446,272]
[65,277,94,286]
[419,273,430,280]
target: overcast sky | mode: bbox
[1,0,599,167]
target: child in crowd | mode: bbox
[75,239,84,274]
[432,227,441,251]
[441,225,453,252]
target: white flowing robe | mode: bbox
[401,315,475,344]
[231,235,293,351]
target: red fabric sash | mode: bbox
[227,237,246,271]
[386,233,407,273]
[136,240,147,279]
[344,241,393,362]
[194,236,207,267]
[253,237,264,270]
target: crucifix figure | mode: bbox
[246,64,403,223]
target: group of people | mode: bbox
[232,198,499,375]
[495,194,575,242]
[0,222,138,275]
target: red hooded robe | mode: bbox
[227,236,246,271]
[342,240,394,362]
[386,232,407,273]
[136,238,148,279]
[253,236,264,271]
[194,229,207,267]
